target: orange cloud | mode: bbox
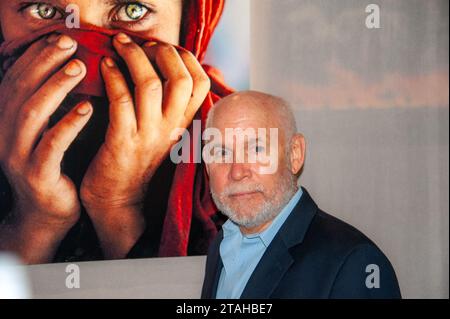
[287,63,449,109]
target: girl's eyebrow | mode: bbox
[15,0,74,6]
[105,0,156,6]
[105,0,143,4]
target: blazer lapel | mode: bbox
[240,237,294,298]
[210,250,223,298]
[239,188,318,299]
[202,232,224,298]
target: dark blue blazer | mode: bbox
[201,188,401,299]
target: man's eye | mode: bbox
[23,3,63,20]
[250,145,265,153]
[214,149,226,157]
[255,145,265,153]
[115,3,149,22]
[213,148,231,159]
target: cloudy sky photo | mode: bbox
[251,0,449,109]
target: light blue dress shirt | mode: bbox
[215,187,303,299]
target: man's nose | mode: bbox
[229,162,252,181]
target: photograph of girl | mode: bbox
[0,0,236,264]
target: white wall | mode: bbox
[24,256,206,299]
[250,0,449,298]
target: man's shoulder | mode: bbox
[288,208,400,297]
[293,208,384,262]
[305,209,401,298]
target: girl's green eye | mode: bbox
[124,3,147,20]
[21,3,63,21]
[36,3,57,19]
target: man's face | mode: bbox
[0,0,183,44]
[206,98,299,232]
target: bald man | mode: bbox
[201,91,401,299]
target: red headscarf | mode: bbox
[160,0,234,256]
[0,0,233,257]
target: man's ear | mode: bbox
[289,133,306,175]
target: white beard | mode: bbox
[211,169,297,229]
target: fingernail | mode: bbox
[144,41,158,47]
[76,102,92,115]
[103,57,116,68]
[64,60,83,76]
[56,35,75,50]
[116,32,132,44]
